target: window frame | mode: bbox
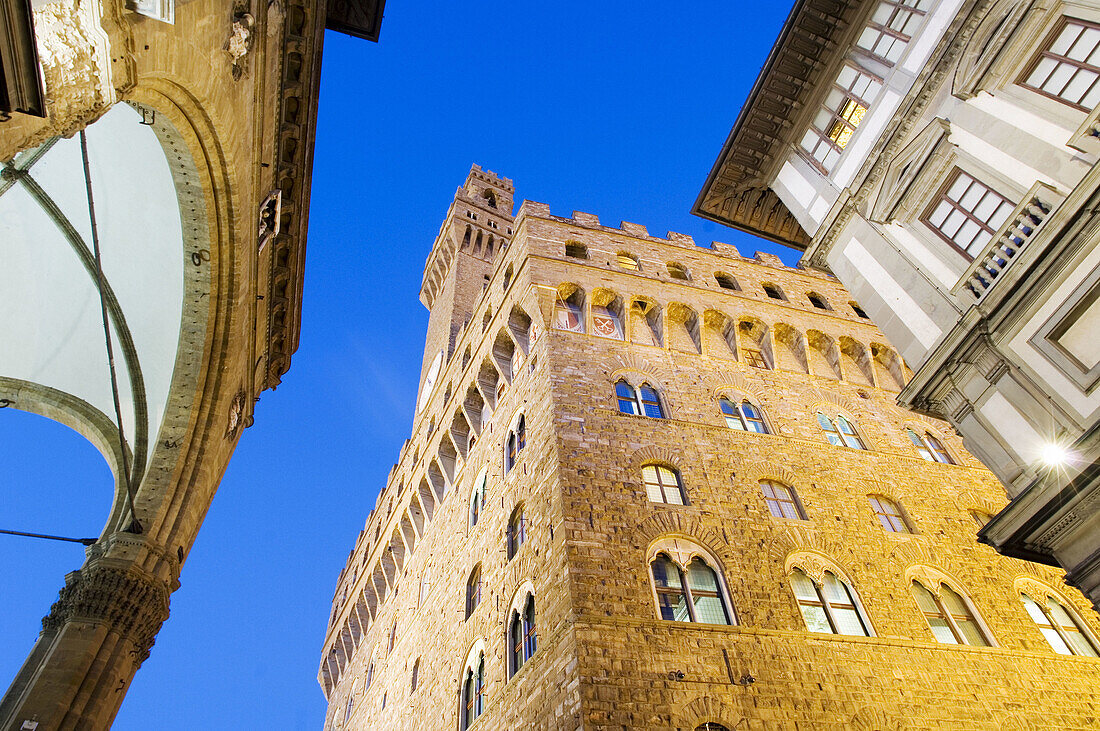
[648,545,735,626]
[910,579,993,646]
[817,412,867,449]
[799,62,883,173]
[508,594,539,677]
[907,428,956,464]
[507,505,526,560]
[460,653,487,730]
[719,397,769,433]
[1020,590,1100,656]
[868,495,913,533]
[854,0,930,66]
[789,567,873,636]
[1018,15,1100,111]
[465,565,483,620]
[919,167,1017,260]
[761,480,807,520]
[642,464,687,506]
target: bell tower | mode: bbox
[414,165,514,415]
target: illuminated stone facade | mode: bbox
[321,166,1100,730]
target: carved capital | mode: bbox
[42,562,171,666]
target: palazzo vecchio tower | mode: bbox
[318,166,1100,729]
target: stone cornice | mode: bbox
[692,0,863,249]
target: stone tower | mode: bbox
[319,168,1100,730]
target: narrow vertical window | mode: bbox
[761,480,806,519]
[507,506,526,560]
[911,581,991,646]
[466,566,482,620]
[344,694,355,724]
[1021,17,1100,110]
[511,595,538,678]
[411,659,420,693]
[615,380,641,415]
[800,64,881,171]
[460,654,487,730]
[1021,593,1099,656]
[922,169,1015,258]
[642,465,685,505]
[523,596,537,659]
[387,621,397,654]
[869,496,911,533]
[651,553,691,622]
[516,414,526,451]
[687,558,731,625]
[639,384,665,418]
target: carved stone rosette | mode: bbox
[42,562,171,666]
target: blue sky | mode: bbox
[0,1,801,727]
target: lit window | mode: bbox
[719,398,769,433]
[922,169,1015,258]
[790,568,871,635]
[616,252,639,270]
[911,580,991,646]
[801,64,881,171]
[868,495,911,532]
[1021,17,1100,111]
[817,413,867,449]
[667,262,690,280]
[650,552,732,625]
[907,428,955,464]
[509,595,538,677]
[1020,592,1099,656]
[507,506,526,560]
[592,304,624,340]
[466,566,482,620]
[642,465,686,505]
[460,654,486,730]
[761,480,805,519]
[855,0,930,64]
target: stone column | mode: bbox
[0,554,171,730]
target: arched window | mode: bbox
[850,302,870,318]
[460,653,486,730]
[466,566,482,620]
[906,428,955,464]
[616,251,639,270]
[911,580,991,646]
[714,273,739,290]
[470,468,488,527]
[411,658,420,693]
[868,495,911,533]
[719,398,768,433]
[762,283,786,300]
[509,595,538,677]
[807,292,830,310]
[505,414,526,473]
[615,381,664,418]
[667,262,690,280]
[817,412,866,449]
[650,550,733,625]
[553,288,585,333]
[790,568,871,636]
[761,480,806,519]
[1020,592,1099,656]
[507,506,526,560]
[696,724,730,731]
[642,464,686,505]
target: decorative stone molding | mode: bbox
[42,562,170,666]
[852,706,909,730]
[225,10,255,80]
[629,445,684,472]
[629,512,725,557]
[738,460,799,488]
